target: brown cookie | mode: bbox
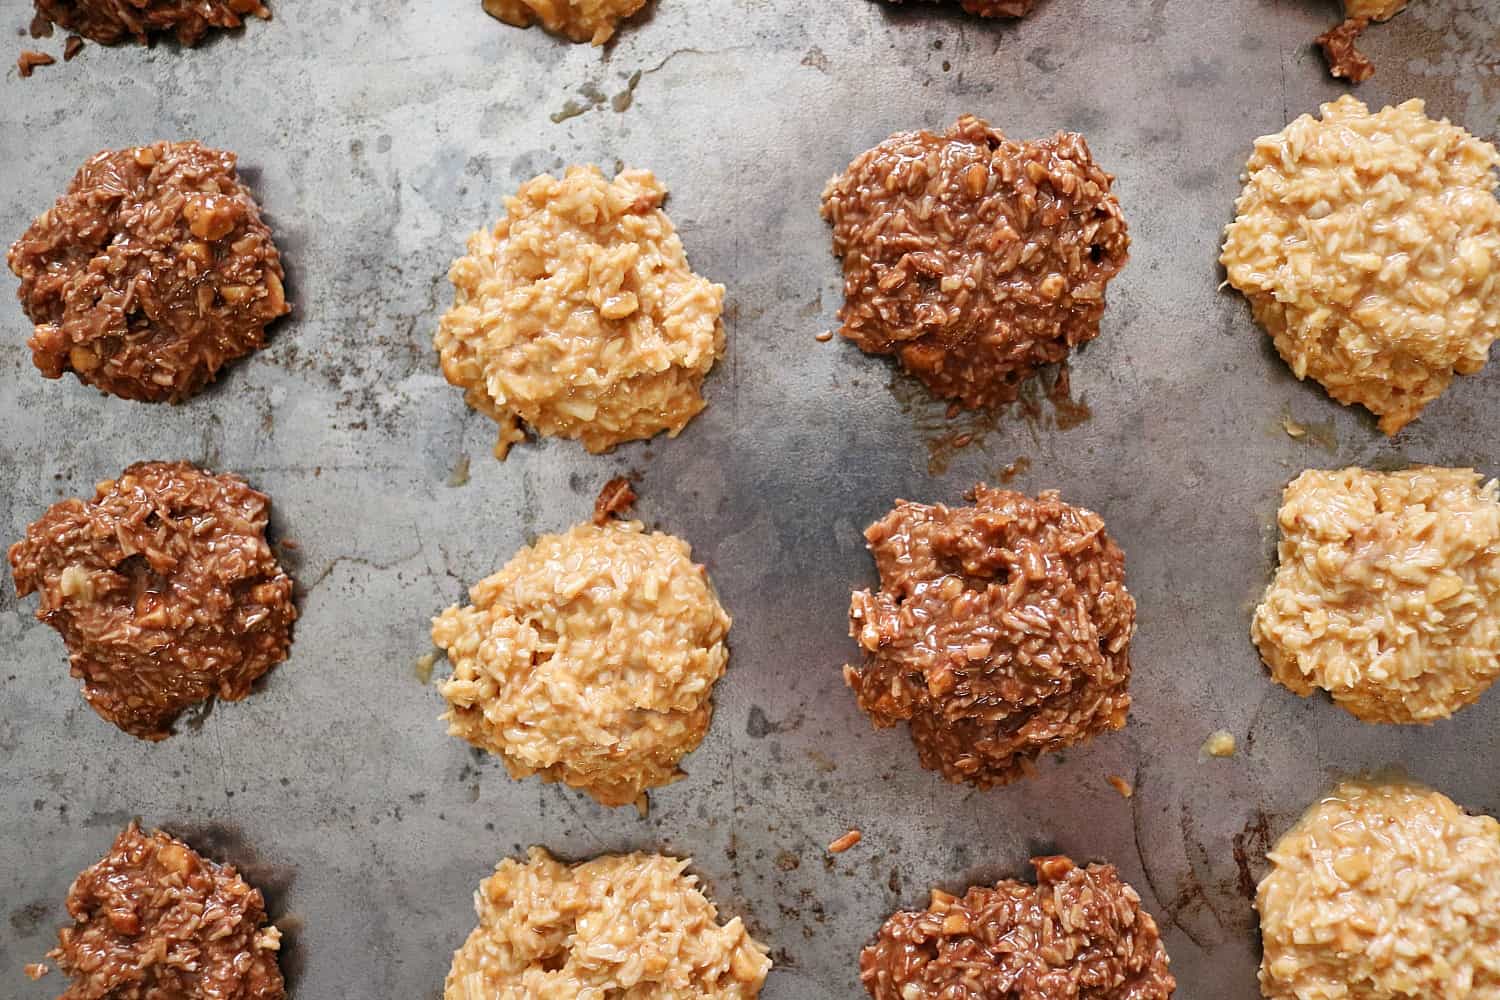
[8,461,296,740]
[821,116,1128,409]
[32,0,272,46]
[860,856,1175,999]
[844,485,1134,786]
[8,141,288,402]
[51,822,285,1000]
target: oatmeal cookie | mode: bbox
[432,518,730,806]
[1221,97,1500,434]
[1252,466,1500,723]
[50,822,284,1000]
[8,141,289,402]
[481,0,645,44]
[1258,779,1500,1000]
[861,855,1175,999]
[32,0,272,46]
[8,461,296,740]
[878,0,1037,17]
[447,848,770,999]
[844,485,1135,787]
[821,115,1129,409]
[436,165,724,459]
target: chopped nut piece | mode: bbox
[63,34,83,59]
[17,50,55,77]
[593,476,638,525]
[23,963,48,980]
[828,829,863,853]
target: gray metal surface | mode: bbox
[2,1,1499,996]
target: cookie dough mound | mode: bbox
[432,519,730,806]
[7,141,289,402]
[821,115,1129,409]
[448,848,769,999]
[879,0,1036,17]
[1317,0,1410,82]
[844,485,1135,787]
[861,856,1175,999]
[436,166,725,459]
[1258,779,1500,1000]
[33,0,272,45]
[481,0,645,44]
[1252,466,1500,723]
[51,822,285,1000]
[8,461,296,740]
[1221,97,1500,435]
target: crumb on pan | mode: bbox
[1258,778,1500,1000]
[446,847,770,998]
[1202,730,1237,757]
[1107,774,1134,798]
[18,50,55,76]
[828,829,863,854]
[592,476,637,525]
[1252,466,1500,723]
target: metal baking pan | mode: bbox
[3,1,1498,996]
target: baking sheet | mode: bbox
[3,1,1499,996]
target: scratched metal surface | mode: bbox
[2,0,1499,996]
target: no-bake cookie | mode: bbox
[481,0,645,44]
[431,516,730,806]
[822,115,1129,409]
[436,165,724,458]
[1258,779,1500,1000]
[861,855,1175,999]
[447,847,770,999]
[50,822,285,1000]
[8,461,296,740]
[845,485,1135,786]
[32,0,272,46]
[8,141,289,402]
[1252,466,1500,723]
[1221,97,1500,435]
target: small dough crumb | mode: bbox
[1281,416,1306,439]
[1107,774,1135,797]
[432,519,730,806]
[828,829,862,853]
[414,651,439,684]
[1253,466,1500,723]
[1202,730,1237,758]
[1258,779,1500,1000]
[481,0,645,44]
[446,454,470,488]
[24,963,49,980]
[592,476,637,524]
[1221,97,1500,435]
[18,49,55,77]
[446,848,771,998]
[436,166,724,459]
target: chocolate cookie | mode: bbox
[8,461,296,740]
[8,141,288,402]
[32,0,272,46]
[821,116,1129,409]
[861,856,1175,999]
[51,823,285,1000]
[844,485,1135,786]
